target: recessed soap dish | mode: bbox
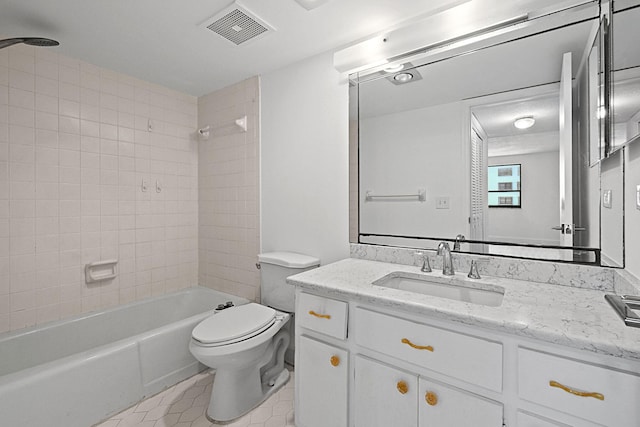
[605,294,640,328]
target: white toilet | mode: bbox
[189,251,320,423]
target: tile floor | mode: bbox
[95,369,295,427]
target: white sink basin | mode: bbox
[373,273,504,307]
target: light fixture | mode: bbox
[393,72,414,83]
[384,63,405,73]
[294,0,331,11]
[514,116,535,129]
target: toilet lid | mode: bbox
[192,303,277,345]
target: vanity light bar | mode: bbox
[334,0,529,74]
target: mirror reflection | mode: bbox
[611,3,640,152]
[353,7,624,266]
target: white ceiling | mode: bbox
[473,93,560,138]
[0,0,465,96]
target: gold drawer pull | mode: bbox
[309,310,331,320]
[397,380,409,394]
[425,391,438,406]
[549,380,604,401]
[330,355,340,367]
[401,338,434,352]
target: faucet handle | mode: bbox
[414,252,432,272]
[467,260,481,279]
[421,255,432,273]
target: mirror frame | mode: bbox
[348,2,624,267]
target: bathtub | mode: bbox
[0,286,248,427]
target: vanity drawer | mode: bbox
[354,307,502,391]
[297,293,348,340]
[518,348,640,427]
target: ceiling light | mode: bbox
[294,0,331,11]
[393,72,414,83]
[384,63,405,73]
[514,116,535,129]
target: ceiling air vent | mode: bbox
[204,3,274,46]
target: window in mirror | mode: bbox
[488,164,521,208]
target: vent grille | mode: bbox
[205,5,273,45]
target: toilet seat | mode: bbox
[192,303,277,347]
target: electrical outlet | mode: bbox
[436,197,450,209]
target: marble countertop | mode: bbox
[287,258,640,361]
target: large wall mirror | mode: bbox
[349,1,627,267]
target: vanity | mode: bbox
[289,252,640,427]
[296,0,640,424]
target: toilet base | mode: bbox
[206,368,290,424]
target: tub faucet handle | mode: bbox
[468,260,481,279]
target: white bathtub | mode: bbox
[0,286,248,427]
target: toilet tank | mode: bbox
[258,252,320,312]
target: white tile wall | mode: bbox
[0,45,198,333]
[198,77,260,302]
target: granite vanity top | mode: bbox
[287,258,640,362]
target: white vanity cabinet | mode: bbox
[353,355,503,427]
[294,288,640,427]
[295,292,350,427]
[297,335,349,427]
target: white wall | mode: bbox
[0,46,198,333]
[600,149,624,266]
[260,52,350,265]
[359,102,469,239]
[625,142,640,278]
[487,150,560,245]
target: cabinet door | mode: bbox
[296,335,348,427]
[354,355,418,427]
[517,411,571,427]
[418,377,503,427]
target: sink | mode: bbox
[373,272,504,307]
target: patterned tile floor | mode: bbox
[95,368,295,427]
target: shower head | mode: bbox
[0,37,59,50]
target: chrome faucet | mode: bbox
[453,234,465,251]
[437,242,455,276]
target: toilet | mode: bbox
[189,251,320,423]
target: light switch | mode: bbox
[602,189,612,209]
[436,197,450,209]
[636,185,640,210]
